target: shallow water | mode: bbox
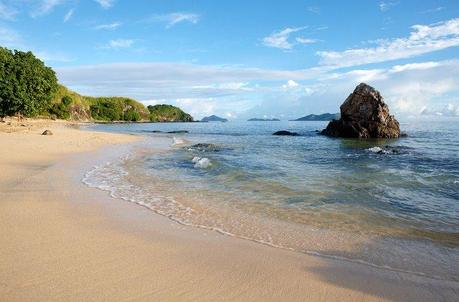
[84,120,459,281]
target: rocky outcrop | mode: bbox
[273,130,298,136]
[41,130,53,135]
[321,83,400,138]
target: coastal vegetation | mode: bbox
[147,104,194,122]
[0,46,193,122]
[0,47,58,118]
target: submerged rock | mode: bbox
[41,129,53,135]
[167,130,189,134]
[273,130,298,136]
[322,83,400,138]
[187,143,221,152]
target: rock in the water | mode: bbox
[321,83,400,138]
[42,130,53,135]
[273,130,298,136]
[187,143,221,152]
[167,130,189,134]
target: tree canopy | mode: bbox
[147,104,194,122]
[0,47,58,117]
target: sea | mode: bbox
[83,120,459,282]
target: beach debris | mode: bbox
[192,157,212,169]
[273,130,298,136]
[322,83,400,138]
[41,129,53,135]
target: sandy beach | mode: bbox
[0,119,457,302]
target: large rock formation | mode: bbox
[321,83,400,138]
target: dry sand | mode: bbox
[0,118,457,301]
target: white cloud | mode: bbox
[94,22,121,30]
[63,8,74,22]
[94,0,114,9]
[54,62,327,107]
[389,61,440,73]
[30,0,65,17]
[317,18,459,68]
[102,39,134,49]
[420,7,445,14]
[0,2,17,20]
[262,27,306,49]
[420,103,459,117]
[443,103,459,116]
[147,12,200,28]
[379,1,399,12]
[296,37,318,45]
[54,58,459,120]
[282,80,299,89]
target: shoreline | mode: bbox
[1,120,457,301]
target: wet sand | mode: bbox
[0,119,457,301]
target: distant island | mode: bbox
[201,115,228,122]
[248,118,280,121]
[0,47,194,123]
[291,113,339,121]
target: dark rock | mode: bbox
[167,130,189,134]
[42,130,53,135]
[273,130,298,136]
[187,143,221,152]
[321,83,400,138]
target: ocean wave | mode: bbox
[367,146,401,155]
[192,157,212,169]
[172,136,188,146]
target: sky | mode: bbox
[1,0,459,120]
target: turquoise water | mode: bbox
[84,120,459,281]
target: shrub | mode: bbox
[50,102,70,119]
[123,108,141,121]
[61,95,73,106]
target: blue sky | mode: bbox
[1,0,459,119]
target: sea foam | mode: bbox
[192,157,212,169]
[172,136,186,146]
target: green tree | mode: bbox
[0,47,58,117]
[0,47,16,118]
